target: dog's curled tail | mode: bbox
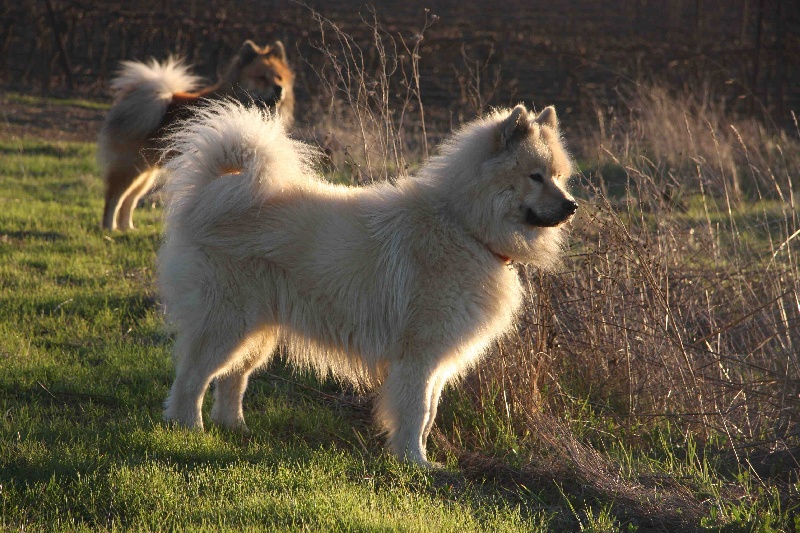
[102,57,202,140]
[162,101,318,238]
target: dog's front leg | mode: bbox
[376,358,444,466]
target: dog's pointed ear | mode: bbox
[498,105,531,150]
[270,41,287,61]
[238,40,260,64]
[534,106,558,130]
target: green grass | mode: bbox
[0,137,538,531]
[5,92,111,111]
[1,135,797,531]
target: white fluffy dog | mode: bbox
[159,101,577,466]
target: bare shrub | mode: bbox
[474,84,800,451]
[441,87,800,525]
[452,43,502,121]
[293,7,437,184]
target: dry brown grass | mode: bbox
[292,7,436,184]
[512,83,800,441]
[430,84,800,528]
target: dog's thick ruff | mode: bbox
[159,102,576,466]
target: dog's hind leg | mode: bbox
[117,168,160,231]
[102,167,139,231]
[163,333,212,430]
[210,329,278,433]
[376,359,442,466]
[164,320,253,430]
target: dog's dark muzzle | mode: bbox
[254,85,283,110]
[525,199,578,227]
[235,86,283,111]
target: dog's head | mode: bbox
[225,40,295,126]
[495,105,577,227]
[440,105,577,267]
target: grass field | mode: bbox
[1,88,799,531]
[0,137,541,530]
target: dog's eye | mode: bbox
[529,173,544,183]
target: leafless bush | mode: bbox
[434,89,800,525]
[469,84,800,456]
[453,43,502,120]
[293,6,437,184]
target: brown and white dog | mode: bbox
[98,40,294,230]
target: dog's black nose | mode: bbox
[273,85,283,98]
[562,199,578,215]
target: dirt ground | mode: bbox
[0,93,106,142]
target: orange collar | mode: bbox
[492,251,513,265]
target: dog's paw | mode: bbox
[221,422,251,436]
[162,416,205,432]
[210,413,251,435]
